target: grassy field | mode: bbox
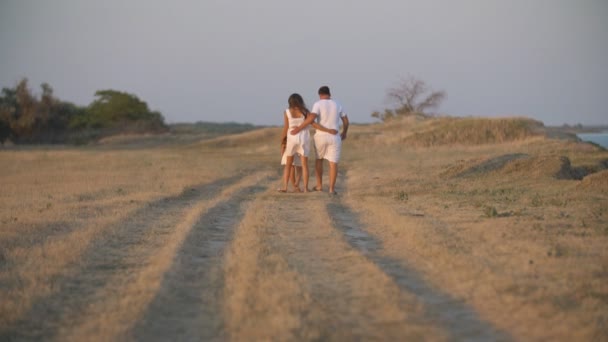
[1,116,606,341]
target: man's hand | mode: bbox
[340,115,349,141]
[290,127,301,135]
[328,129,338,135]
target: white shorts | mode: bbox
[314,133,342,163]
[281,153,302,166]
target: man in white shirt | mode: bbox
[309,86,349,194]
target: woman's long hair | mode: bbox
[288,93,309,118]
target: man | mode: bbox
[292,85,349,195]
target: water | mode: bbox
[577,132,608,148]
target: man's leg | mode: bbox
[327,138,341,194]
[328,162,338,194]
[315,158,323,190]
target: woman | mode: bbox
[280,136,302,192]
[278,93,337,193]
[278,93,311,192]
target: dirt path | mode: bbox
[222,185,510,341]
[2,169,511,341]
[224,193,444,340]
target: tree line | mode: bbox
[0,78,167,145]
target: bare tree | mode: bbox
[372,75,446,121]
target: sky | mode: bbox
[1,0,607,126]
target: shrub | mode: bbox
[372,75,446,122]
[0,78,167,144]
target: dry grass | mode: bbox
[579,169,608,191]
[224,192,445,340]
[223,198,314,341]
[342,119,608,340]
[55,171,271,341]
[0,142,272,331]
[1,115,606,340]
[366,116,544,147]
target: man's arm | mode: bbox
[340,115,349,141]
[290,113,318,135]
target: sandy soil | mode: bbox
[0,119,606,341]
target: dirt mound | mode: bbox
[401,117,543,147]
[446,155,600,180]
[449,154,530,178]
[500,156,590,180]
[579,169,608,191]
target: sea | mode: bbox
[577,132,608,149]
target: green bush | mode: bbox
[0,78,167,144]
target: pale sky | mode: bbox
[1,0,607,126]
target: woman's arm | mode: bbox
[290,113,317,135]
[281,111,289,139]
[311,122,338,135]
[280,112,288,154]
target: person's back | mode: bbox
[312,99,343,136]
[285,108,304,129]
[311,86,349,195]
[279,93,314,193]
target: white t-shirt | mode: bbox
[311,99,346,135]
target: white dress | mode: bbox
[281,151,302,166]
[283,109,310,158]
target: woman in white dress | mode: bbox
[278,93,336,193]
[280,136,302,192]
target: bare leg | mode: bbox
[328,161,338,194]
[301,157,309,192]
[315,158,323,191]
[294,166,302,191]
[289,166,300,191]
[281,156,294,191]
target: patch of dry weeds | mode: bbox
[343,123,608,340]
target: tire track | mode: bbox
[0,172,249,341]
[0,203,141,328]
[53,171,272,342]
[130,181,268,341]
[327,200,513,341]
[0,221,76,251]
